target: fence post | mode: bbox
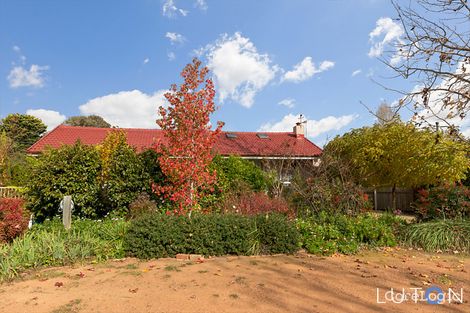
[62,195,72,230]
[374,189,377,210]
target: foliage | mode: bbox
[96,130,146,216]
[26,142,101,221]
[0,198,30,243]
[64,115,111,128]
[0,132,14,185]
[212,155,270,193]
[327,122,469,208]
[127,193,158,220]
[222,192,293,217]
[297,213,403,256]
[290,148,372,216]
[139,149,166,199]
[0,113,47,151]
[155,58,224,214]
[413,184,470,221]
[402,219,470,253]
[27,132,149,220]
[124,213,299,259]
[0,218,129,281]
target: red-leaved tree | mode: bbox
[154,58,224,215]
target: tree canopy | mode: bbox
[155,58,224,214]
[64,115,111,128]
[0,114,47,151]
[326,122,469,192]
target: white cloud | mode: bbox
[12,45,20,53]
[79,89,167,128]
[351,69,362,77]
[283,57,334,83]
[167,52,176,61]
[259,113,357,138]
[143,58,150,64]
[202,32,278,108]
[26,109,66,130]
[162,0,188,17]
[195,0,207,10]
[368,17,404,65]
[7,64,49,88]
[165,32,186,45]
[412,63,470,136]
[278,98,295,108]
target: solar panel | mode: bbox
[226,133,237,139]
[257,133,269,139]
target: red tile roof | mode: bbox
[27,125,322,157]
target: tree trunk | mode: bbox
[391,183,397,212]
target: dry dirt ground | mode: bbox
[0,248,468,313]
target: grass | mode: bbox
[402,219,470,253]
[0,218,129,282]
[51,299,82,313]
[164,265,181,272]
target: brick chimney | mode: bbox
[293,122,304,138]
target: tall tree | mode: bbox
[64,115,111,128]
[155,58,224,214]
[375,102,400,125]
[0,114,47,151]
[384,1,470,129]
[327,122,469,209]
[0,132,14,185]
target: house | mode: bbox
[27,122,322,160]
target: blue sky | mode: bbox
[0,0,416,145]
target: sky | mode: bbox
[0,0,420,146]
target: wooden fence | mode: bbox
[366,188,415,212]
[0,187,24,199]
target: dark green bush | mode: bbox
[27,138,150,221]
[401,219,470,253]
[124,213,299,259]
[27,142,102,221]
[297,212,403,255]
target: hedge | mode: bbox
[124,213,299,259]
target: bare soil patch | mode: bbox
[0,248,468,313]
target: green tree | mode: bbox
[0,114,47,151]
[327,122,469,209]
[64,115,111,128]
[26,142,102,221]
[96,130,146,216]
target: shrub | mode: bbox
[401,219,470,253]
[0,198,30,243]
[127,193,158,220]
[96,131,147,217]
[413,184,470,220]
[297,213,402,256]
[124,213,299,259]
[26,142,102,221]
[222,192,294,217]
[27,133,150,221]
[212,155,271,193]
[0,218,129,281]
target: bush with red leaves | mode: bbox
[223,192,294,218]
[0,198,30,243]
